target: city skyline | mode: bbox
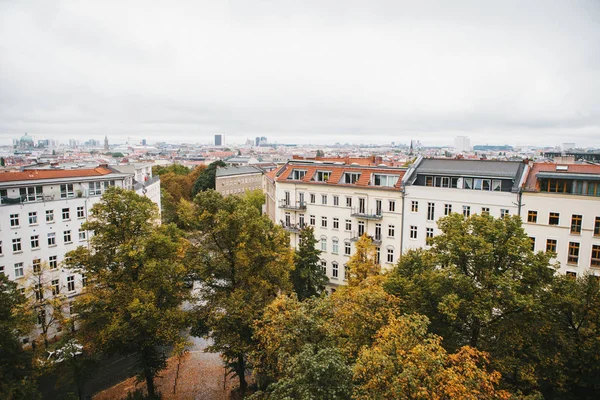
[1,1,599,147]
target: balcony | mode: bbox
[350,207,383,220]
[350,232,381,245]
[279,200,307,211]
[280,221,305,233]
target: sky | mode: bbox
[1,0,599,148]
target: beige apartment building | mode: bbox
[215,165,263,196]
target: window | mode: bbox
[60,184,74,199]
[344,241,351,255]
[346,197,352,207]
[444,204,452,216]
[67,276,75,292]
[389,200,396,212]
[310,194,316,204]
[376,247,381,264]
[30,235,39,249]
[481,207,490,216]
[28,212,38,225]
[48,232,56,246]
[463,206,471,217]
[373,174,399,187]
[49,255,57,269]
[314,171,331,182]
[388,225,395,237]
[299,214,305,228]
[14,262,24,278]
[332,238,339,254]
[595,217,600,236]
[425,176,433,187]
[568,242,580,264]
[64,230,72,243]
[321,216,328,228]
[291,170,307,180]
[89,181,103,196]
[549,212,560,225]
[20,186,43,202]
[333,196,339,206]
[320,238,327,251]
[375,224,381,241]
[298,192,305,205]
[344,265,348,280]
[411,201,418,212]
[77,206,85,219]
[527,210,538,223]
[310,215,315,226]
[12,238,22,253]
[82,273,88,287]
[321,194,327,205]
[33,258,41,273]
[426,228,434,245]
[375,200,382,215]
[52,279,60,296]
[333,218,339,229]
[591,245,600,267]
[0,266,3,275]
[387,248,394,263]
[345,219,352,231]
[546,239,557,253]
[410,226,417,239]
[35,284,43,301]
[46,210,54,223]
[285,212,291,226]
[500,209,509,218]
[358,198,366,213]
[343,172,361,184]
[427,202,435,221]
[78,229,87,241]
[542,179,570,193]
[358,221,365,237]
[0,241,2,256]
[10,214,19,227]
[570,215,582,234]
[529,237,535,251]
[332,262,339,278]
[566,271,577,278]
[320,260,327,274]
[37,309,46,325]
[62,208,70,220]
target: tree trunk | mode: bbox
[144,367,156,398]
[236,354,247,394]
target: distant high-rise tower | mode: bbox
[255,137,260,147]
[215,134,225,146]
[104,135,109,151]
[454,136,471,153]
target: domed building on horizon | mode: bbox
[18,133,34,149]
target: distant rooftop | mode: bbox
[216,165,263,177]
[0,167,115,183]
[415,158,525,178]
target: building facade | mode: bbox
[215,165,263,196]
[271,160,407,289]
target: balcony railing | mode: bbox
[279,200,307,210]
[350,207,383,220]
[350,232,381,244]
[280,221,305,233]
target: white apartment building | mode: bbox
[401,157,528,252]
[0,166,160,341]
[522,163,600,276]
[454,136,472,153]
[271,160,407,289]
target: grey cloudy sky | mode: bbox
[1,0,599,147]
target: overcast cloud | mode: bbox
[1,0,599,147]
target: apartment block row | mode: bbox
[264,157,600,290]
[0,165,161,336]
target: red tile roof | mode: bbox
[524,163,600,190]
[275,163,406,190]
[0,167,114,183]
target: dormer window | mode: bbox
[314,171,331,182]
[290,169,307,180]
[373,174,399,187]
[342,172,361,184]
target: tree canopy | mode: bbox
[192,160,226,195]
[291,227,328,300]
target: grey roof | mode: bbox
[415,159,524,178]
[216,165,263,177]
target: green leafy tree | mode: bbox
[192,160,226,195]
[152,164,190,176]
[186,190,294,393]
[292,227,328,300]
[66,187,190,398]
[1,156,5,166]
[0,274,41,400]
[385,213,555,395]
[242,189,266,214]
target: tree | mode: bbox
[0,274,41,400]
[152,164,190,176]
[186,190,294,393]
[346,234,379,286]
[1,156,5,166]
[385,213,555,395]
[291,227,328,300]
[66,187,190,398]
[242,189,266,214]
[353,314,510,400]
[315,150,325,157]
[192,160,226,195]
